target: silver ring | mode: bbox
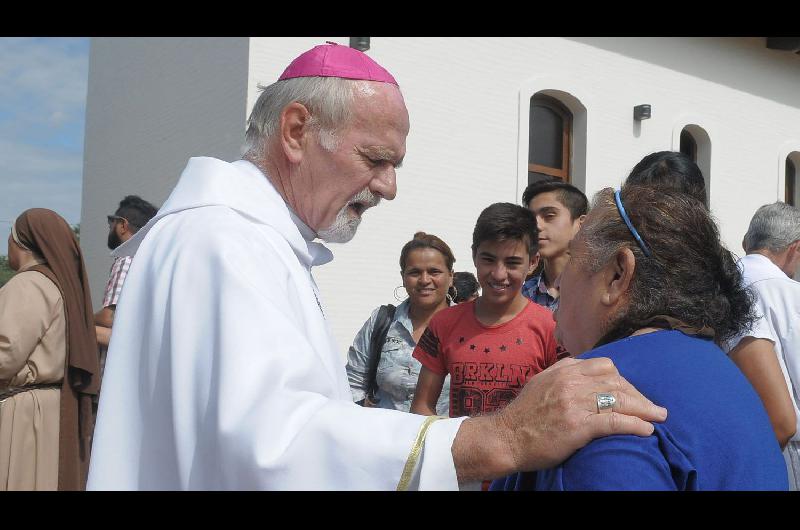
[596,392,616,414]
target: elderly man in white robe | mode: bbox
[87,42,667,490]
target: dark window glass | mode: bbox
[787,157,797,206]
[528,94,572,184]
[530,105,563,169]
[680,129,697,162]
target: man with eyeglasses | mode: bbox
[94,196,158,353]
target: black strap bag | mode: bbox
[363,303,396,405]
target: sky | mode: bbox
[0,37,90,255]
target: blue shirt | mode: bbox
[521,273,558,311]
[491,330,788,490]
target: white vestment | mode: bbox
[87,158,468,490]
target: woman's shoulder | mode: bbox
[582,330,704,358]
[369,300,404,318]
[360,301,404,330]
[580,330,746,400]
[0,271,63,320]
[2,269,61,300]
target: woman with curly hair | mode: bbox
[492,186,787,490]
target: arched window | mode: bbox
[787,154,799,206]
[529,94,572,185]
[676,124,711,204]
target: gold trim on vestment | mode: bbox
[396,415,446,491]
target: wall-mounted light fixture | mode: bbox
[633,104,651,121]
[350,37,370,52]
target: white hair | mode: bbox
[743,202,800,253]
[317,188,381,243]
[242,77,376,159]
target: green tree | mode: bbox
[0,255,14,288]
[0,223,81,288]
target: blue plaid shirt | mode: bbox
[521,273,559,311]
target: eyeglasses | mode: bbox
[107,215,128,227]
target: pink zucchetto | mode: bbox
[278,41,398,86]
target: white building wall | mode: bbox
[82,37,800,358]
[81,37,250,308]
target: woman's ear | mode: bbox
[602,247,636,307]
[280,102,312,164]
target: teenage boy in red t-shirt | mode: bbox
[411,202,564,419]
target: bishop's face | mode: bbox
[299,82,410,243]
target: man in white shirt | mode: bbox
[87,42,666,490]
[727,201,800,489]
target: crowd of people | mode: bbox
[1,42,798,491]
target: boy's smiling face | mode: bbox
[473,238,536,308]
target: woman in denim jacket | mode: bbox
[347,232,457,416]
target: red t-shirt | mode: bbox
[413,299,560,417]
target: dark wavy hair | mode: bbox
[452,271,479,303]
[399,231,455,272]
[580,186,754,347]
[471,202,539,257]
[521,179,588,220]
[625,151,708,208]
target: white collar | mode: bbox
[239,160,334,268]
[742,252,791,281]
[287,208,316,242]
[113,157,333,269]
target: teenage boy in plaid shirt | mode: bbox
[520,180,587,311]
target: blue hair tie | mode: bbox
[614,190,652,257]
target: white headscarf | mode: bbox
[10,221,32,251]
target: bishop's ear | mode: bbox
[280,102,312,164]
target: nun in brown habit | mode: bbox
[0,208,100,490]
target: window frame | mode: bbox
[529,94,572,183]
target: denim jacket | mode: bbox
[346,299,451,416]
